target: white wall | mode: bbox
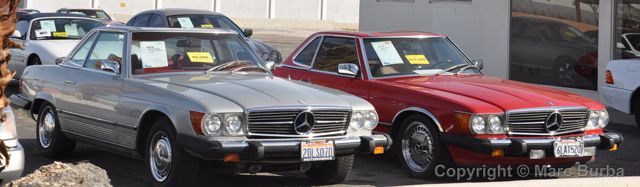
[360,0,510,78]
[273,0,321,20]
[325,0,360,23]
[162,0,214,11]
[27,0,92,12]
[217,0,269,19]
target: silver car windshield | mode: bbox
[363,37,479,77]
[30,18,104,40]
[131,32,263,75]
[167,15,243,35]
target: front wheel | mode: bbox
[634,99,640,128]
[305,154,354,185]
[397,115,450,178]
[36,104,76,158]
[145,118,199,187]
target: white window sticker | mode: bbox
[139,41,169,68]
[34,29,51,38]
[39,20,57,32]
[177,17,194,28]
[64,23,79,36]
[371,41,404,66]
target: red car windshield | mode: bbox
[131,32,262,75]
[363,37,478,78]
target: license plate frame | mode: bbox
[300,140,335,162]
[553,138,584,158]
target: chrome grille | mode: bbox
[247,108,350,138]
[507,107,588,135]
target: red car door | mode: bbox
[304,36,369,99]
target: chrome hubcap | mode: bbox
[402,122,434,173]
[558,62,577,84]
[38,109,56,148]
[149,132,172,182]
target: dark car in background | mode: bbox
[57,8,124,26]
[510,16,598,90]
[126,8,282,63]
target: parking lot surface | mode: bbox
[10,30,640,186]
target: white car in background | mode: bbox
[0,106,24,184]
[8,13,105,78]
[602,59,640,127]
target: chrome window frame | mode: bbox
[308,35,364,79]
[291,35,323,68]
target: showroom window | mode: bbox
[510,0,600,90]
[614,0,640,60]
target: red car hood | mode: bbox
[381,75,603,111]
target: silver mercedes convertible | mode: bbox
[10,27,390,186]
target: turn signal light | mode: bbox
[189,111,205,135]
[373,146,385,155]
[605,70,614,84]
[224,153,240,162]
[491,149,504,157]
[609,144,618,151]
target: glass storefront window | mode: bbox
[510,0,600,90]
[614,1,640,60]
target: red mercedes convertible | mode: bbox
[273,31,623,178]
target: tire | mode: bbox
[397,115,450,178]
[36,103,76,158]
[305,154,354,185]
[145,118,200,187]
[553,58,578,87]
[28,55,42,66]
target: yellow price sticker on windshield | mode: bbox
[187,52,215,63]
[200,24,214,28]
[405,54,429,65]
[52,32,68,38]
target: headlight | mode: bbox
[191,112,244,136]
[349,112,364,130]
[587,110,608,130]
[363,111,378,130]
[586,111,599,129]
[488,115,503,133]
[225,115,243,134]
[470,115,486,134]
[202,113,222,136]
[349,110,377,133]
[0,106,18,139]
[270,51,282,63]
[261,53,271,61]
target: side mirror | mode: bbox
[337,63,359,77]
[617,42,626,49]
[55,57,66,65]
[472,59,484,70]
[244,28,253,37]
[11,30,21,39]
[265,61,276,71]
[100,60,121,74]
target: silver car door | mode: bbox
[8,20,30,78]
[59,32,130,147]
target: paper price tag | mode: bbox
[40,20,57,32]
[52,32,68,38]
[34,29,51,38]
[371,41,404,66]
[187,52,215,63]
[200,24,214,28]
[405,54,429,65]
[139,41,169,68]
[177,17,194,28]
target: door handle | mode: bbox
[64,80,77,86]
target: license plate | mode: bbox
[301,140,335,161]
[553,138,584,158]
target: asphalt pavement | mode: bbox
[7,31,640,186]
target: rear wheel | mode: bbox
[36,103,76,158]
[397,115,450,178]
[145,118,199,187]
[305,155,354,185]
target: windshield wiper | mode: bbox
[206,60,269,73]
[436,64,469,75]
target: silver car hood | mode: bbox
[144,73,354,110]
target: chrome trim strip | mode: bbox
[509,121,545,125]
[59,110,137,130]
[248,131,346,138]
[507,129,585,136]
[392,107,443,132]
[316,120,347,124]
[249,121,293,125]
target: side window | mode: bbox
[83,32,125,73]
[132,13,150,27]
[14,20,29,39]
[293,37,321,66]
[312,37,358,73]
[148,14,165,27]
[126,16,137,26]
[67,32,98,67]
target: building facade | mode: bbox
[360,0,640,99]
